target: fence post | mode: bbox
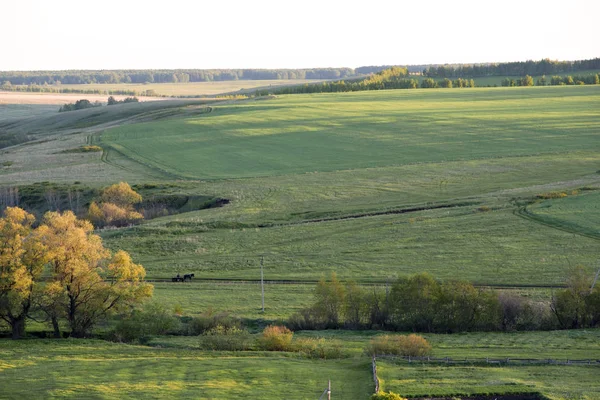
[372,356,380,394]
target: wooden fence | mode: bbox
[377,355,600,366]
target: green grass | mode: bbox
[106,204,599,285]
[2,330,598,399]
[0,339,372,399]
[293,329,600,360]
[90,86,600,284]
[377,360,600,399]
[152,282,314,321]
[99,86,600,180]
[0,104,58,121]
[526,190,600,238]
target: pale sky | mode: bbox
[2,0,599,71]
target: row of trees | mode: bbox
[0,208,152,339]
[0,68,357,86]
[59,96,139,112]
[0,81,140,96]
[423,58,600,78]
[58,99,102,112]
[288,270,600,333]
[268,69,476,95]
[107,96,139,106]
[501,74,600,87]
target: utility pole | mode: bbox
[328,379,331,400]
[261,255,265,313]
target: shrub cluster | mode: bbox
[371,392,407,400]
[59,99,102,112]
[288,271,598,333]
[199,326,253,351]
[365,334,432,357]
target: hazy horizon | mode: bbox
[3,0,599,71]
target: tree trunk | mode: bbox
[11,316,26,339]
[51,316,61,338]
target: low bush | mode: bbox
[258,325,294,351]
[370,392,406,400]
[287,307,322,330]
[62,145,103,153]
[293,337,345,359]
[108,303,180,343]
[536,191,567,199]
[198,326,253,351]
[366,334,432,357]
[186,311,242,336]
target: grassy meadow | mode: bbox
[377,360,600,399]
[1,85,600,399]
[0,340,372,399]
[92,86,600,284]
[98,86,600,179]
[526,190,600,239]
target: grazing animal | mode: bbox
[183,273,195,282]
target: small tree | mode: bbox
[344,281,364,328]
[551,266,599,329]
[314,273,345,327]
[520,75,534,86]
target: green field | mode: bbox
[0,340,372,399]
[90,86,600,284]
[526,190,600,239]
[2,85,600,399]
[1,332,598,399]
[378,360,600,399]
[98,87,600,180]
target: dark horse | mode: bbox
[183,273,195,282]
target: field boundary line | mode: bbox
[377,354,600,367]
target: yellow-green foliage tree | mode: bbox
[0,207,50,339]
[88,182,143,227]
[42,211,152,337]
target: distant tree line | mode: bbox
[0,59,597,87]
[264,68,476,95]
[288,269,600,333]
[501,73,600,87]
[423,58,600,78]
[107,96,139,105]
[0,68,357,86]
